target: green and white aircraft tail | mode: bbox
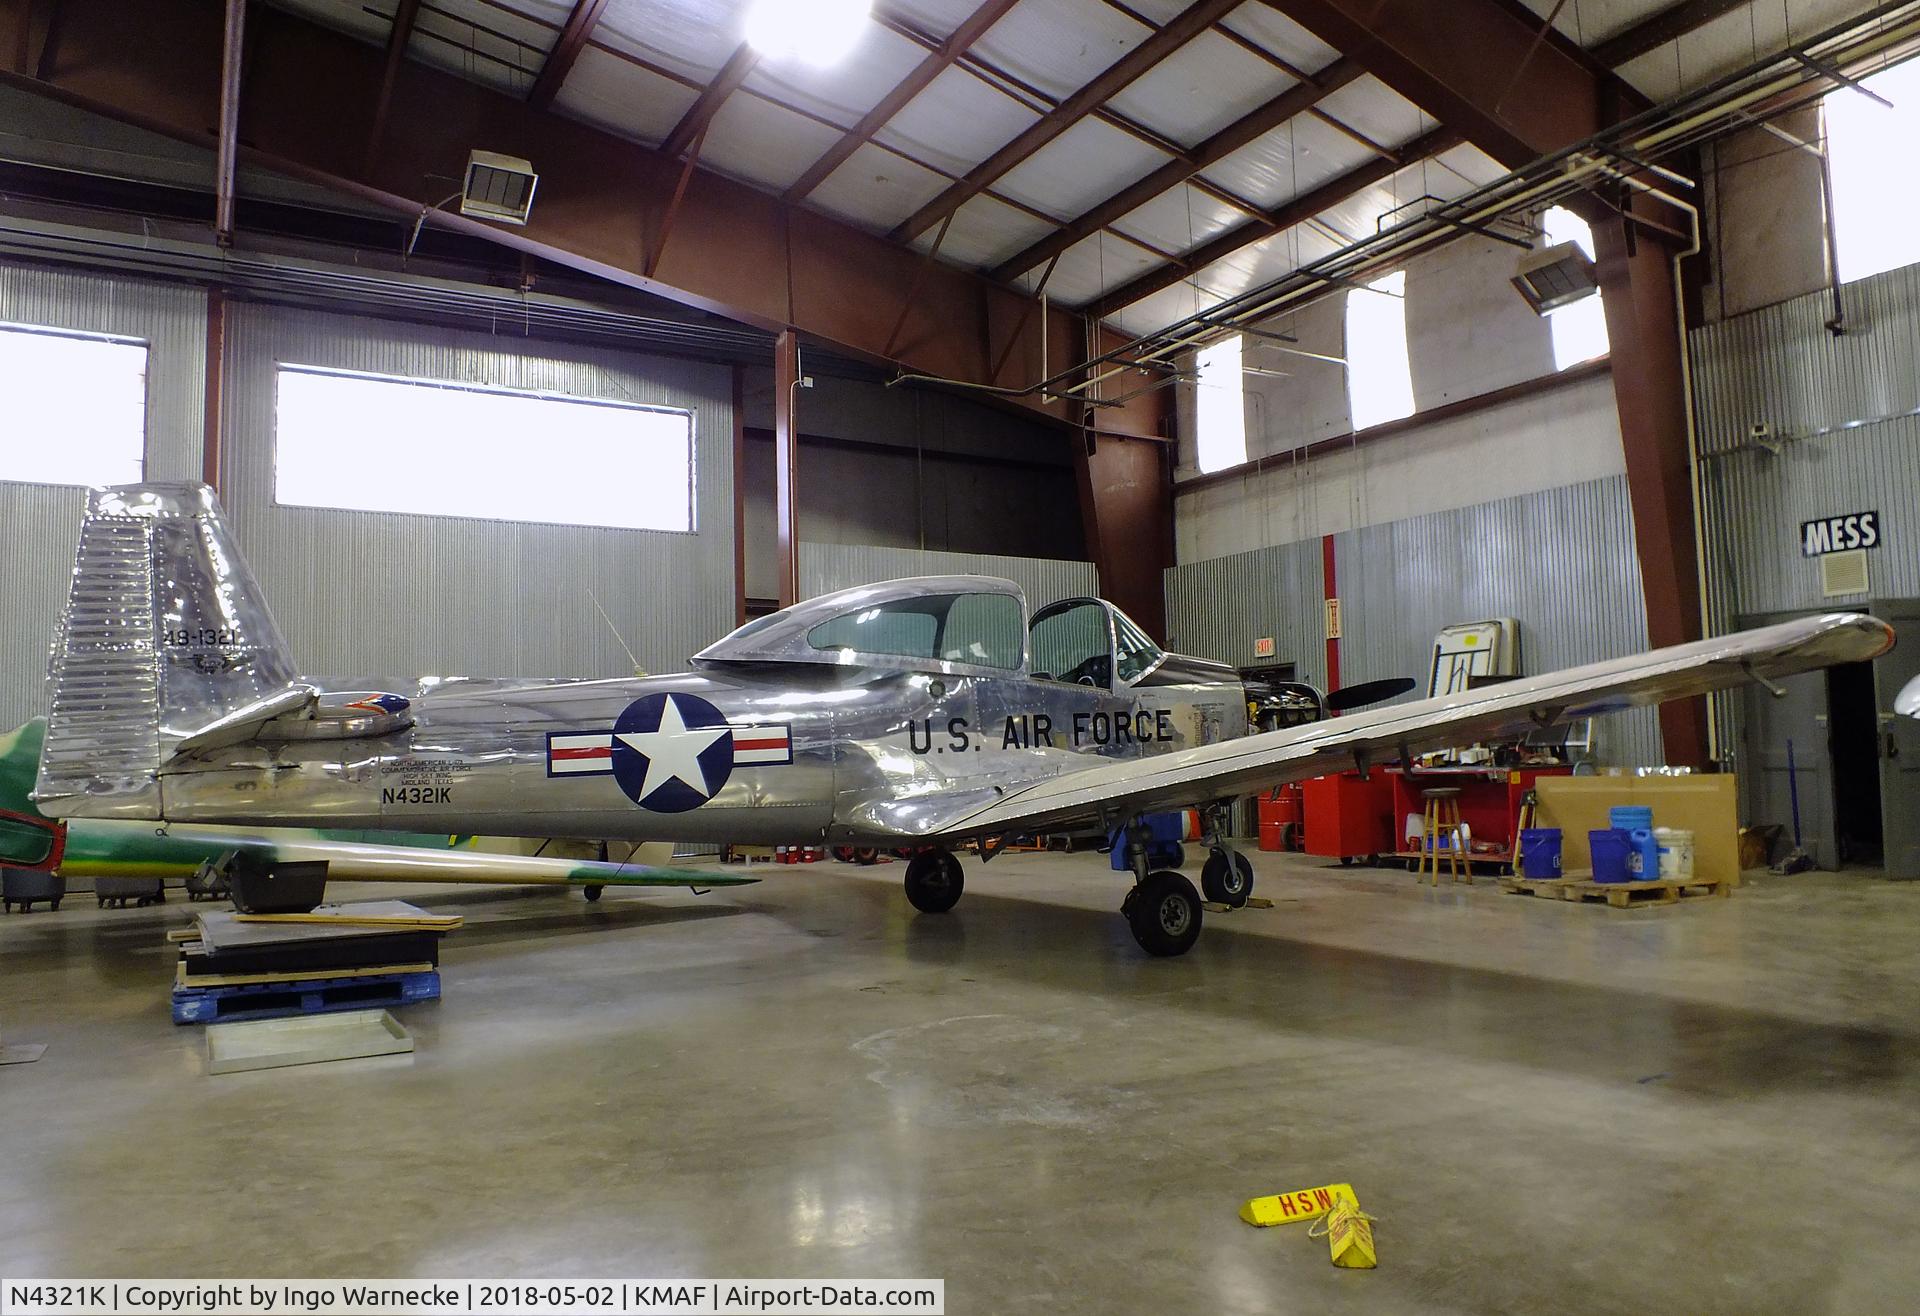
[0,718,754,893]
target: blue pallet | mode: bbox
[171,969,440,1025]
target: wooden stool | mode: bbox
[1418,787,1468,885]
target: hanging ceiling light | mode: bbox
[744,0,872,66]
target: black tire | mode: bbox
[904,851,963,913]
[831,846,858,863]
[1124,871,1204,957]
[854,847,881,866]
[1201,849,1253,908]
[583,884,605,903]
[1340,856,1354,867]
[51,899,60,912]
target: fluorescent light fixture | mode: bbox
[460,150,538,226]
[745,0,871,65]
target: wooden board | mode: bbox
[177,959,436,989]
[1533,775,1740,883]
[1502,874,1730,908]
[230,899,461,930]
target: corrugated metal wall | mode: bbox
[1692,261,1920,620]
[220,302,736,682]
[799,542,1096,610]
[0,261,207,729]
[1166,475,1664,766]
[1163,538,1326,687]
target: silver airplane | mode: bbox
[34,484,1895,955]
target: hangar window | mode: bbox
[1194,334,1247,473]
[274,366,695,532]
[1542,206,1610,369]
[0,322,146,488]
[1344,270,1415,430]
[1825,59,1920,283]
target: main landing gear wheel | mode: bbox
[1124,871,1203,957]
[903,850,964,913]
[1201,848,1254,908]
[583,883,605,902]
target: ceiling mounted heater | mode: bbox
[460,150,539,226]
[1511,241,1599,314]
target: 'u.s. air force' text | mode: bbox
[907,709,1175,754]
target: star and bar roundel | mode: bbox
[545,693,791,813]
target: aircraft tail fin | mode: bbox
[36,483,302,819]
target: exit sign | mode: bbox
[1253,636,1276,659]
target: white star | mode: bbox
[618,695,730,803]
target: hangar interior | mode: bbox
[3,0,1920,1310]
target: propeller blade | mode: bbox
[1324,676,1417,712]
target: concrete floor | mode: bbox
[3,851,1918,1314]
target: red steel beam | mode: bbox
[786,0,1021,204]
[1073,428,1172,639]
[773,328,801,609]
[527,0,606,111]
[889,0,1246,243]
[661,41,759,161]
[991,55,1368,282]
[1594,0,1751,69]
[1084,124,1462,318]
[0,0,1166,439]
[363,0,421,176]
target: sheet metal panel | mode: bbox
[1163,537,1326,687]
[1615,0,1881,101]
[410,0,555,97]
[1315,76,1430,153]
[884,0,998,40]
[219,302,737,683]
[698,94,848,192]
[915,193,1060,269]
[1690,261,1920,458]
[1218,4,1342,72]
[1036,230,1168,308]
[968,0,1151,103]
[876,63,1042,178]
[1112,181,1247,258]
[1199,114,1370,211]
[1165,476,1663,767]
[993,117,1170,220]
[1105,30,1297,148]
[808,141,955,233]
[742,22,927,126]
[800,542,1096,611]
[552,44,701,147]
[0,260,206,728]
[1335,475,1662,767]
[594,0,749,83]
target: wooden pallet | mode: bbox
[172,969,440,1025]
[1501,873,1731,908]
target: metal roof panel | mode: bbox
[1198,114,1371,210]
[741,20,926,125]
[993,117,1169,220]
[807,142,955,232]
[1039,229,1167,305]
[968,0,1151,102]
[875,63,1043,177]
[594,0,751,83]
[1106,30,1298,148]
[1314,75,1431,152]
[917,192,1060,268]
[699,94,852,192]
[1216,3,1343,73]
[1111,182,1248,256]
[551,44,700,148]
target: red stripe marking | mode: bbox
[551,746,611,761]
[734,737,787,751]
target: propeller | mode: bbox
[1323,676,1417,713]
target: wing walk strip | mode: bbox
[931,613,1894,839]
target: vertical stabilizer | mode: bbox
[36,484,300,818]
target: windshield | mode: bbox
[807,592,1023,669]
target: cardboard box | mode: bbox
[1533,775,1739,883]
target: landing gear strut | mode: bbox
[904,849,964,913]
[1201,847,1254,908]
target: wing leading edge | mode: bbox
[928,612,1893,840]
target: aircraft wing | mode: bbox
[927,612,1893,841]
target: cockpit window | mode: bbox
[1029,600,1113,688]
[1114,613,1164,684]
[806,593,1022,669]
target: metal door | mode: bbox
[1736,612,1837,868]
[1873,604,1920,878]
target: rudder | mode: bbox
[36,483,301,818]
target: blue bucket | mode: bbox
[1610,805,1654,832]
[1518,828,1563,879]
[1628,827,1661,880]
[1590,828,1632,883]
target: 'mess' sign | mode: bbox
[1802,510,1880,558]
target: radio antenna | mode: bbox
[585,585,643,676]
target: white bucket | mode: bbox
[1655,827,1695,879]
